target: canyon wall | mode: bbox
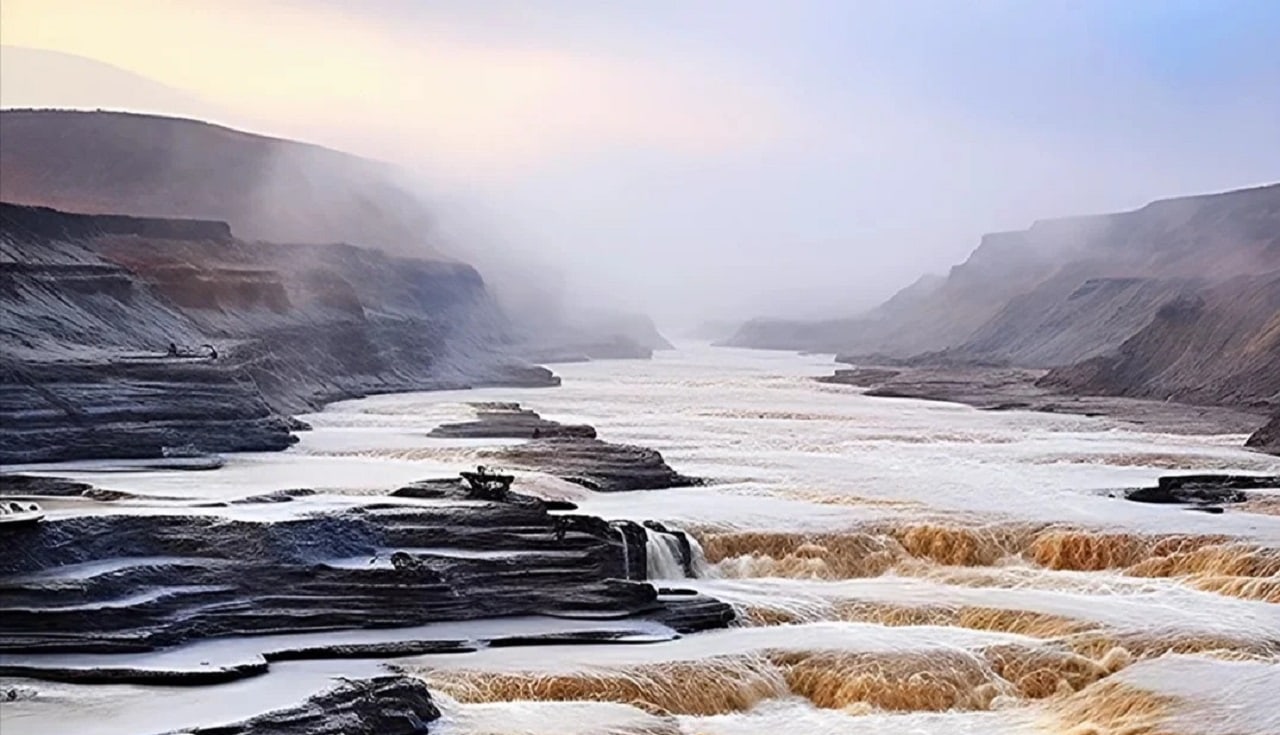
[727,184,1280,411]
[0,203,553,463]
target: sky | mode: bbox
[3,0,1279,326]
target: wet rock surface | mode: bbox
[1124,474,1280,507]
[0,480,730,662]
[433,402,702,491]
[430,401,596,440]
[490,439,701,492]
[0,475,93,497]
[160,675,441,735]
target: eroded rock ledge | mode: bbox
[0,477,731,662]
[434,402,703,492]
[163,675,441,735]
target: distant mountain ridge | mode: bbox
[0,108,437,253]
[726,183,1280,410]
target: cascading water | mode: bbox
[644,527,713,580]
[646,529,690,579]
[616,525,632,581]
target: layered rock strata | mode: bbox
[0,478,732,661]
[433,403,703,491]
[1,202,555,463]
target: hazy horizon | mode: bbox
[3,0,1279,330]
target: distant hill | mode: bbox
[0,46,222,119]
[0,108,438,253]
[727,183,1280,408]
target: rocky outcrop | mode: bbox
[0,203,556,463]
[163,676,441,735]
[0,476,733,661]
[1124,474,1280,506]
[491,438,702,492]
[1247,414,1280,453]
[431,402,701,491]
[430,402,596,440]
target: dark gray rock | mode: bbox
[429,403,699,492]
[430,402,595,440]
[161,675,440,735]
[491,438,701,492]
[0,475,93,497]
[0,481,731,658]
[1125,474,1280,505]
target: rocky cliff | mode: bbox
[729,184,1280,412]
[0,203,553,463]
[0,108,675,362]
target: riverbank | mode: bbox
[818,364,1273,442]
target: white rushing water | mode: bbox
[8,344,1279,734]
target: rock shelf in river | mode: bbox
[433,402,703,492]
[0,476,733,666]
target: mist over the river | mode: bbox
[5,2,1280,332]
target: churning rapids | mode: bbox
[6,345,1280,734]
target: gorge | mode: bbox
[1,107,1278,735]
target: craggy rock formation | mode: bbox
[731,184,1280,424]
[1124,474,1280,507]
[430,402,596,440]
[1248,414,1280,453]
[432,402,701,491]
[163,676,441,735]
[0,478,733,662]
[0,203,556,463]
[491,439,701,493]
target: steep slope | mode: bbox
[1248,414,1280,453]
[729,184,1280,363]
[0,109,435,253]
[0,203,554,463]
[728,184,1280,413]
[1038,273,1280,407]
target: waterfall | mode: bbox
[686,533,711,577]
[645,529,691,580]
[617,526,631,581]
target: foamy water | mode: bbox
[7,345,1278,734]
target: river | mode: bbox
[7,345,1279,734]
